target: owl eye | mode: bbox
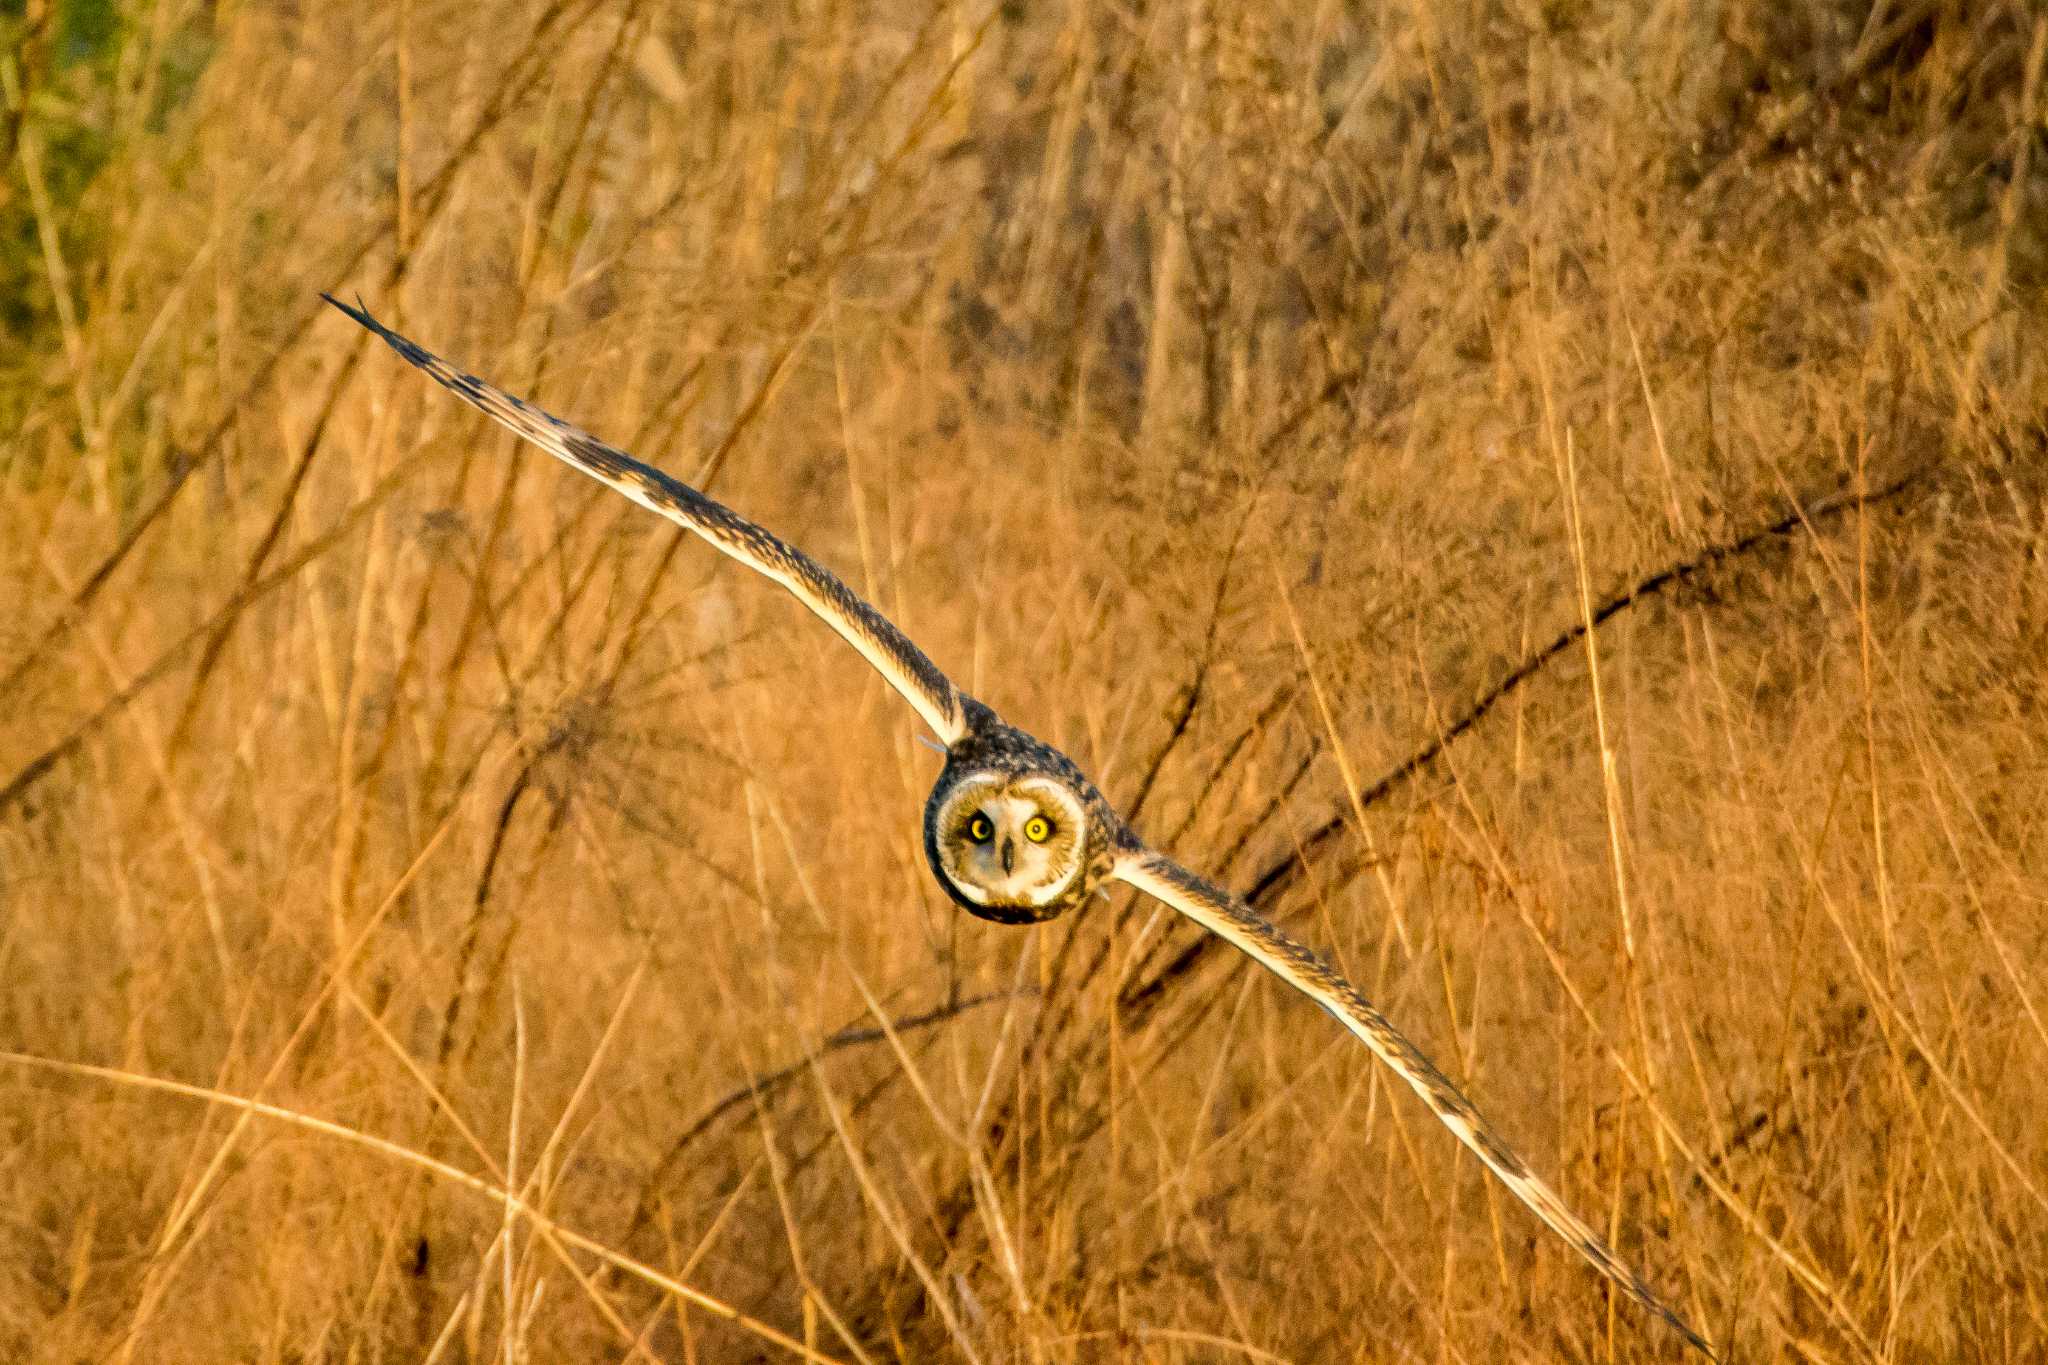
[1023,814,1052,843]
[965,813,994,844]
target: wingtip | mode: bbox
[320,293,420,363]
[321,291,371,324]
[1638,1277,1718,1360]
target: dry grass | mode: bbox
[3,0,2046,1359]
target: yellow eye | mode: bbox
[1023,815,1052,843]
[966,814,993,843]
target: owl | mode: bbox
[327,296,1714,1358]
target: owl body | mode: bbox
[921,698,1129,924]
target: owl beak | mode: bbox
[1000,837,1015,874]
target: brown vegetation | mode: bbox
[2,0,2045,1360]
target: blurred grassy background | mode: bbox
[1,0,2045,1359]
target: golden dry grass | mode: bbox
[2,0,2046,1360]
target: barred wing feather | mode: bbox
[1111,849,1713,1358]
[324,296,967,745]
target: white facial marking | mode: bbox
[937,773,1088,909]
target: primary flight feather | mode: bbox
[325,294,1714,1357]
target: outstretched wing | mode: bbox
[1112,849,1715,1359]
[325,295,968,745]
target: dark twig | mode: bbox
[888,463,1936,1341]
[0,0,608,703]
[1126,492,1257,823]
[1121,462,1933,1015]
[161,348,361,762]
[435,762,540,1068]
[595,6,999,690]
[0,462,418,818]
[608,989,1023,1256]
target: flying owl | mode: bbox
[326,296,1713,1358]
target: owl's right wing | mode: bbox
[325,296,968,746]
[1110,849,1715,1358]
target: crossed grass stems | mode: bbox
[0,1,1968,1345]
[2,137,1936,1351]
[7,400,1927,1357]
[0,195,1933,1362]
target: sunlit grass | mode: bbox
[1,2,2044,1360]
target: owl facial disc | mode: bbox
[928,773,1089,921]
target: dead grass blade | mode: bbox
[0,1050,846,1365]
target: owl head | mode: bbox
[924,770,1094,923]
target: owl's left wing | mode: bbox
[1110,849,1714,1358]
[324,296,968,745]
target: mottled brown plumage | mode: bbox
[328,295,1715,1358]
[921,698,1129,924]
